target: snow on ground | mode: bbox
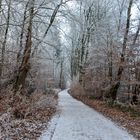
[39,90,136,140]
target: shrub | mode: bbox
[70,83,86,96]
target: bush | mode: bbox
[70,83,86,96]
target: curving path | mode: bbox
[39,90,136,140]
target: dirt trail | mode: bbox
[39,90,136,140]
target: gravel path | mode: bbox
[39,90,136,140]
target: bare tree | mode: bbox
[0,0,11,80]
[14,0,35,92]
[108,0,133,101]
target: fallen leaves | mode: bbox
[0,88,58,140]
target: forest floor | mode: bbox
[69,92,140,139]
[39,90,136,140]
[0,87,59,140]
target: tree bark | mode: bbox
[59,59,64,89]
[14,0,34,92]
[17,1,29,64]
[131,23,140,104]
[0,0,2,13]
[0,0,11,79]
[108,0,133,101]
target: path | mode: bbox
[39,90,136,140]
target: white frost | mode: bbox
[39,90,136,140]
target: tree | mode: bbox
[0,0,11,80]
[14,0,35,92]
[108,0,133,101]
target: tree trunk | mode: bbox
[131,23,140,104]
[0,0,2,13]
[0,0,11,80]
[14,0,34,92]
[108,50,113,84]
[17,1,29,64]
[59,59,63,89]
[79,28,90,86]
[108,0,133,101]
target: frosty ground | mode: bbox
[39,90,136,140]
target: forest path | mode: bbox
[39,90,136,140]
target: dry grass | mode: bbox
[0,87,58,139]
[70,83,86,96]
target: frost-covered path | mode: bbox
[40,90,136,140]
